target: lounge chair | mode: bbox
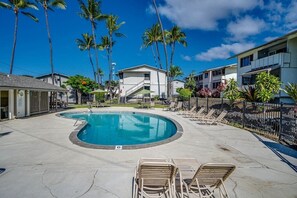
[133,158,179,198]
[178,105,196,115]
[173,159,236,198]
[164,101,175,111]
[190,109,215,121]
[184,107,205,118]
[197,110,228,125]
[171,101,183,112]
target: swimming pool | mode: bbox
[61,112,182,149]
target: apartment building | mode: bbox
[231,30,297,103]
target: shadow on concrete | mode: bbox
[0,131,12,138]
[253,133,297,173]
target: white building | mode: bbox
[36,73,76,104]
[231,30,297,103]
[171,80,185,96]
[0,73,65,121]
[118,64,167,102]
[194,63,237,91]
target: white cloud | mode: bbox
[285,0,297,29]
[181,54,192,61]
[195,43,255,61]
[227,16,266,41]
[154,0,263,30]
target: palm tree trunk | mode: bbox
[44,8,54,85]
[152,0,169,98]
[88,49,96,82]
[170,42,175,68]
[108,35,113,99]
[155,42,162,69]
[151,45,161,97]
[9,12,19,74]
[91,20,100,86]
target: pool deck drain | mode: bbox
[0,107,297,198]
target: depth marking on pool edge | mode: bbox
[115,145,123,150]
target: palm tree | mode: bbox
[76,33,96,82]
[152,0,169,97]
[78,0,106,85]
[97,68,104,85]
[143,24,163,69]
[0,0,38,74]
[36,0,66,85]
[169,65,183,96]
[105,15,125,96]
[166,26,187,67]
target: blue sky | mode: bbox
[0,0,296,81]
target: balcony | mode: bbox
[251,53,290,70]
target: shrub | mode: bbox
[283,83,297,103]
[223,78,241,106]
[255,72,281,103]
[177,88,192,101]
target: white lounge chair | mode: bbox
[190,109,215,121]
[197,110,228,125]
[171,101,183,112]
[178,105,196,115]
[184,107,205,118]
[164,101,176,111]
[133,158,179,198]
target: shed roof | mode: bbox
[0,73,66,92]
[118,64,166,73]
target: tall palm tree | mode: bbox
[36,0,66,85]
[78,0,106,85]
[98,36,113,86]
[97,68,104,85]
[166,26,187,67]
[105,15,125,96]
[152,0,169,97]
[76,33,96,82]
[143,24,162,69]
[0,0,38,74]
[169,65,183,96]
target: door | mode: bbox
[0,91,9,120]
[17,90,25,117]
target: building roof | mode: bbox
[204,63,237,72]
[172,79,185,83]
[0,73,66,91]
[229,30,297,59]
[117,64,166,73]
[36,73,69,79]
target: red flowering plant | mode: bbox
[197,88,212,98]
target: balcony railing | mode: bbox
[251,53,290,70]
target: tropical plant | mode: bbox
[143,24,163,69]
[105,14,125,97]
[241,85,258,102]
[166,26,187,67]
[78,0,106,85]
[177,88,192,101]
[0,0,38,74]
[64,75,98,104]
[283,83,297,103]
[169,65,183,96]
[223,78,241,106]
[255,72,281,103]
[185,72,196,92]
[76,33,97,81]
[97,68,104,85]
[36,0,66,85]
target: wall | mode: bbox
[288,37,297,68]
[171,81,184,95]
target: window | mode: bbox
[204,73,209,78]
[242,75,256,85]
[212,69,224,76]
[240,55,253,67]
[212,82,221,89]
[119,73,123,79]
[144,73,150,80]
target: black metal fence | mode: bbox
[185,97,297,146]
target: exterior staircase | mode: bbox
[125,80,145,97]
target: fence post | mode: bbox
[221,97,223,110]
[279,102,283,142]
[196,97,198,112]
[242,100,246,128]
[206,97,209,113]
[188,96,191,110]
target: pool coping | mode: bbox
[57,111,183,150]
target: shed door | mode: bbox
[17,90,25,117]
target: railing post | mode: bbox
[196,96,199,112]
[206,97,209,113]
[279,102,283,141]
[242,100,246,128]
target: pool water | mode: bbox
[62,112,177,146]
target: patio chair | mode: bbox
[133,158,179,198]
[190,109,215,121]
[171,101,183,112]
[174,160,236,198]
[178,105,196,115]
[184,107,205,118]
[197,110,228,125]
[164,101,176,111]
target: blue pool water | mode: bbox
[62,112,177,146]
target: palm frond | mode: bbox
[21,11,39,22]
[49,0,66,9]
[0,1,12,9]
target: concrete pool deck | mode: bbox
[0,107,296,198]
